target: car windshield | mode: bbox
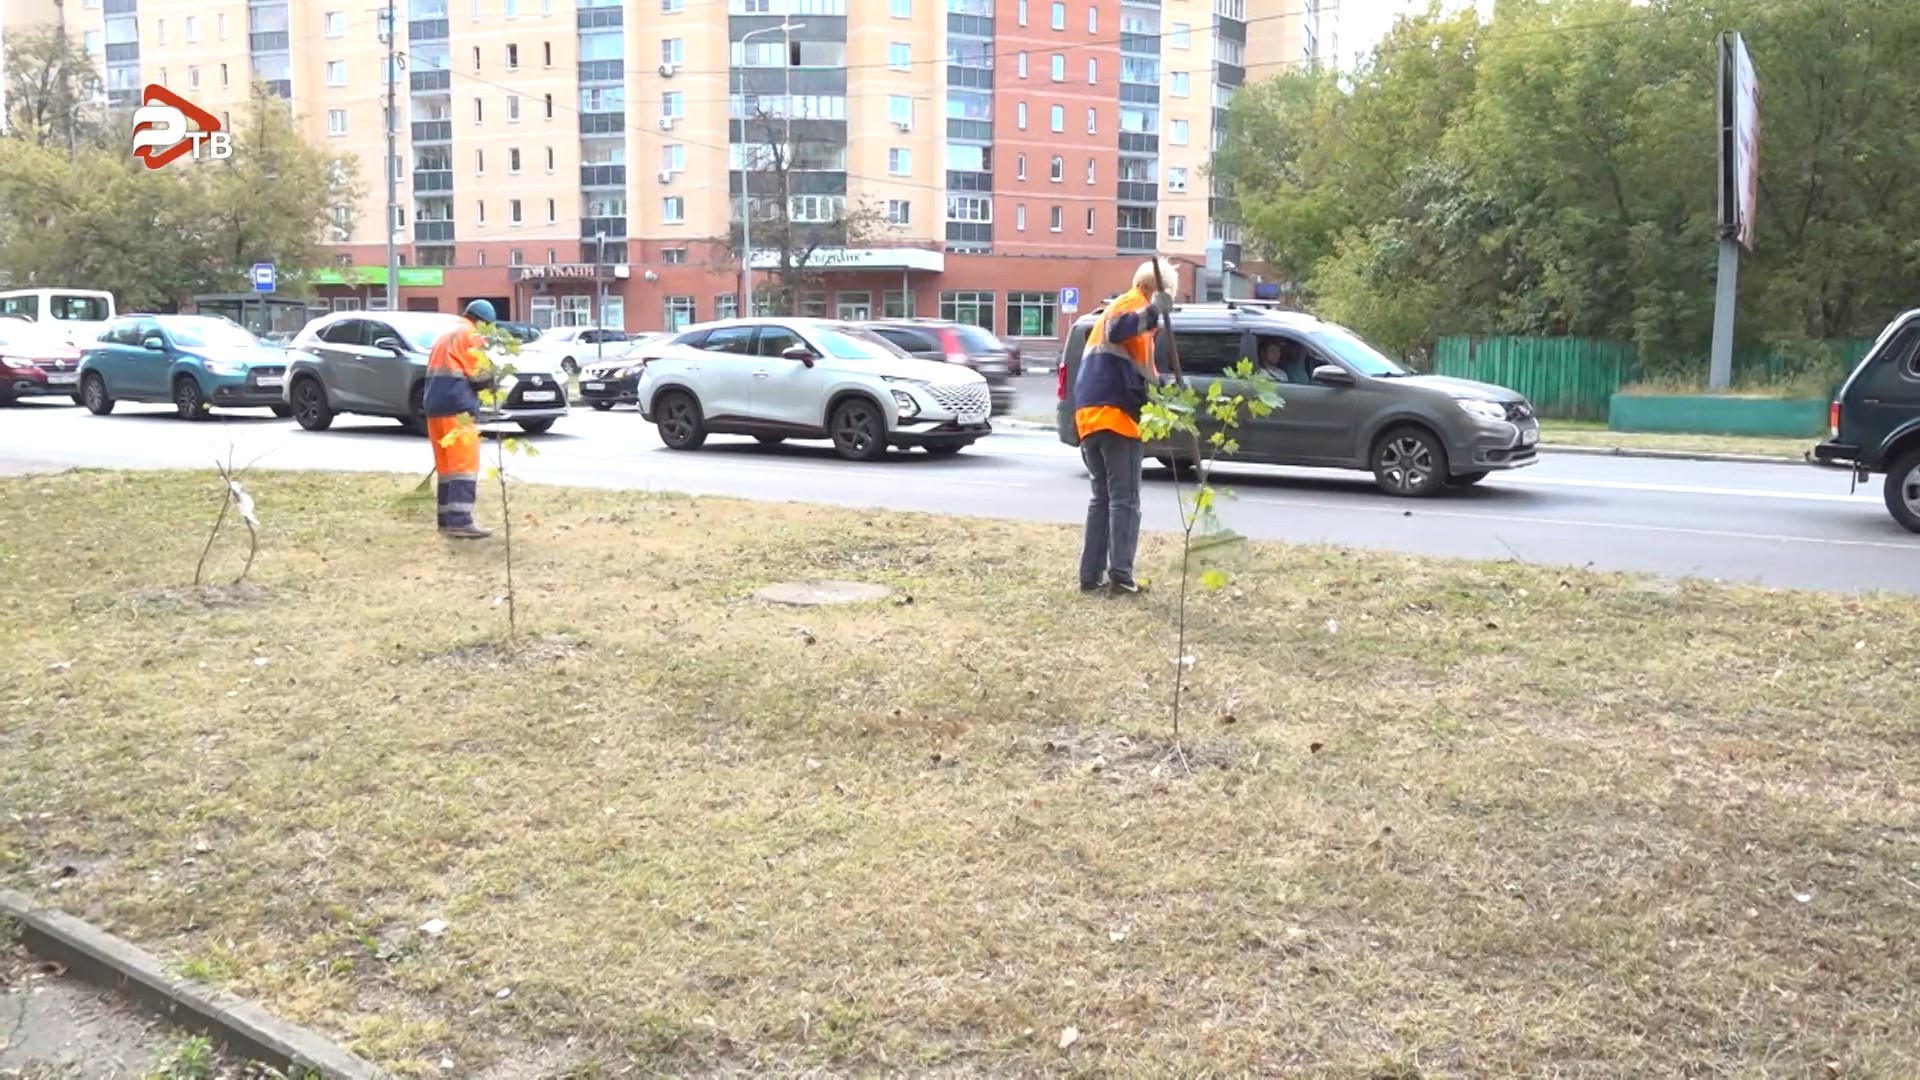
[534,328,576,344]
[158,318,259,349]
[0,320,69,349]
[393,316,468,352]
[50,294,111,321]
[813,325,912,361]
[1309,325,1410,377]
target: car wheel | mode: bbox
[754,434,786,446]
[655,391,707,450]
[1450,470,1491,486]
[397,383,428,434]
[1884,448,1920,534]
[269,403,293,419]
[518,418,556,435]
[173,376,210,420]
[1153,455,1198,480]
[562,357,579,377]
[591,401,614,412]
[1372,426,1449,498]
[829,397,889,462]
[80,372,114,416]
[290,377,334,432]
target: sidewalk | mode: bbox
[2,940,191,1078]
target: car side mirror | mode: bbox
[374,336,406,354]
[141,336,165,351]
[781,344,816,367]
[1311,364,1355,387]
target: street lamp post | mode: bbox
[735,21,805,318]
[595,229,607,369]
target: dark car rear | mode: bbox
[1814,308,1920,532]
[577,333,667,410]
[863,319,1017,415]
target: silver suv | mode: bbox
[1056,302,1540,496]
[284,311,570,435]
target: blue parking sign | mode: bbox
[251,263,276,294]
[1059,286,1079,313]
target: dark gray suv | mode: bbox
[1055,302,1541,496]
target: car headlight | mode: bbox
[203,360,246,376]
[891,389,921,418]
[1455,398,1508,423]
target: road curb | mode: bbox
[0,888,385,1079]
[1537,443,1813,466]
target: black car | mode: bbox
[862,319,1017,415]
[1814,308,1920,533]
[577,333,667,410]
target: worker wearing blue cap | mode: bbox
[422,299,498,538]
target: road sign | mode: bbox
[1059,286,1079,314]
[250,263,276,294]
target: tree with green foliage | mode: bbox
[2,27,110,151]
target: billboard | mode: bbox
[1717,33,1760,251]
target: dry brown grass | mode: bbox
[3,470,1919,1077]
[1539,421,1818,460]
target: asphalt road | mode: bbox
[3,397,1917,594]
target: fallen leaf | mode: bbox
[1309,742,1324,754]
[1058,1026,1080,1050]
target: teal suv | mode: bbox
[79,315,293,419]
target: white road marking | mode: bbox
[1238,494,1917,552]
[1497,473,1879,505]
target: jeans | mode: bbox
[1079,430,1145,588]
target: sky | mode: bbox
[1334,0,1498,69]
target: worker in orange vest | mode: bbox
[423,299,497,539]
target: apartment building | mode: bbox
[12,0,1331,340]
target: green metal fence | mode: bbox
[1432,336,1876,420]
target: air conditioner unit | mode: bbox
[893,121,912,132]
[657,169,673,183]
[657,117,676,130]
[658,63,678,78]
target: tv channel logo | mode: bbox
[131,84,233,169]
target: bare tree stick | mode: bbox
[196,457,234,588]
[497,436,518,643]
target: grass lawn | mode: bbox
[1539,420,1819,460]
[3,471,1918,1077]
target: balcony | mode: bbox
[948,13,992,36]
[249,31,289,51]
[945,170,991,193]
[947,65,992,91]
[1116,228,1156,253]
[579,112,625,135]
[408,18,450,40]
[580,164,626,188]
[945,222,991,245]
[260,79,292,99]
[946,119,991,142]
[1117,181,1156,203]
[413,169,454,192]
[104,43,140,63]
[415,221,456,243]
[1120,83,1159,105]
[578,6,622,28]
[580,217,629,239]
[1119,132,1159,154]
[1119,32,1159,55]
[410,69,451,92]
[579,60,623,83]
[411,120,453,142]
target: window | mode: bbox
[1049,105,1064,132]
[713,293,736,319]
[1171,120,1189,145]
[887,199,911,225]
[888,148,911,176]
[474,98,484,123]
[217,13,226,38]
[1167,329,1245,375]
[888,42,910,69]
[507,95,521,121]
[220,63,229,87]
[1049,206,1063,232]
[507,44,520,69]
[188,66,201,89]
[185,16,198,41]
[1170,22,1191,48]
[662,92,685,119]
[472,47,482,70]
[662,38,684,65]
[1006,291,1058,337]
[887,95,913,127]
[946,196,992,223]
[475,149,485,174]
[1088,6,1097,31]
[324,11,345,36]
[1015,205,1027,231]
[1087,58,1097,83]
[1016,102,1028,129]
[940,291,994,332]
[547,198,557,222]
[883,290,914,318]
[1170,71,1190,97]
[327,109,347,135]
[1086,207,1096,233]
[510,199,524,224]
[663,144,685,172]
[510,249,524,265]
[1049,155,1063,182]
[662,0,684,10]
[1168,167,1188,192]
[546,147,556,171]
[544,42,552,66]
[1086,158,1096,183]
[505,0,518,15]
[83,29,103,54]
[1168,214,1187,241]
[1050,54,1064,81]
[545,94,555,118]
[1015,154,1027,180]
[509,147,522,173]
[663,196,685,223]
[1086,108,1097,134]
[889,0,911,16]
[1017,0,1027,25]
[1050,1,1064,29]
[665,297,696,331]
[477,200,487,225]
[1017,52,1028,78]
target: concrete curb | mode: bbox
[0,889,385,1079]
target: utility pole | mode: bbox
[595,230,607,366]
[380,0,401,312]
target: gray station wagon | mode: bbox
[1056,302,1541,496]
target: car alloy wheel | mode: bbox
[830,399,887,462]
[656,392,707,450]
[81,372,113,415]
[292,379,333,431]
[1885,448,1920,534]
[174,377,209,420]
[1373,428,1446,498]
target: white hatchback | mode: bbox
[636,318,994,460]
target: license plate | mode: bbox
[1521,428,1539,446]
[256,376,283,388]
[521,390,557,402]
[46,373,77,385]
[583,382,606,392]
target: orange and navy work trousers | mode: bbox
[427,413,480,530]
